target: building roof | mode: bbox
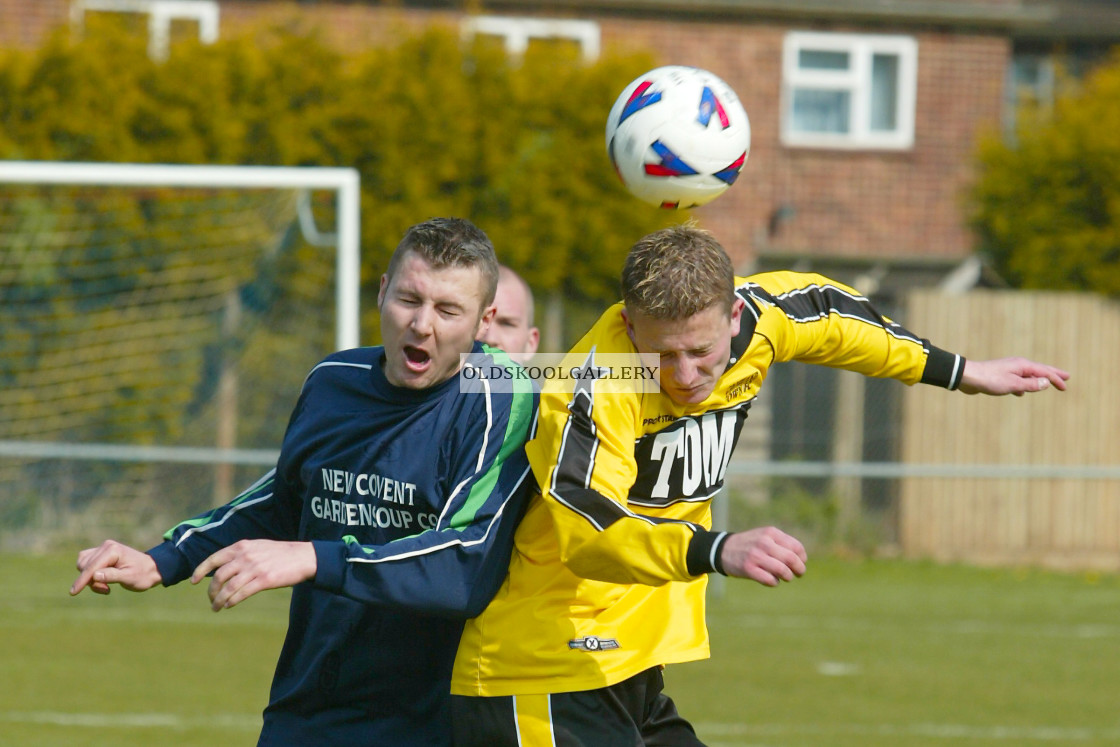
[1019,0,1120,40]
[474,0,1120,36]
[475,0,1051,29]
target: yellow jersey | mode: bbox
[451,271,962,696]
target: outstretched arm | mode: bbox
[747,273,1070,397]
[69,466,302,604]
[958,357,1070,396]
[70,540,163,596]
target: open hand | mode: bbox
[191,540,317,612]
[959,357,1070,396]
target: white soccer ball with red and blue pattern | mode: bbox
[606,66,750,209]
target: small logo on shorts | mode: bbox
[568,636,620,652]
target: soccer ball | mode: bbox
[606,66,751,209]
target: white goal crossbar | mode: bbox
[0,160,362,350]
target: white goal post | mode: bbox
[0,161,361,350]
[0,160,361,546]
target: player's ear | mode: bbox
[476,304,497,338]
[621,308,637,345]
[728,297,746,337]
[377,274,390,309]
[526,327,540,357]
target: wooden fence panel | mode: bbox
[900,291,1120,570]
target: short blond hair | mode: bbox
[621,224,735,319]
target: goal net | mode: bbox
[0,162,360,550]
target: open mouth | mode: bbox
[403,345,431,371]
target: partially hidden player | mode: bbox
[71,218,539,746]
[478,264,540,365]
[450,224,1069,746]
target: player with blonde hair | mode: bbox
[451,223,1068,746]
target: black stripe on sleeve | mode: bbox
[730,283,764,363]
[775,283,923,345]
[551,396,622,530]
[549,349,628,531]
[553,485,631,531]
[550,349,715,537]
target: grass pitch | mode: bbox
[671,559,1120,747]
[3,552,1117,746]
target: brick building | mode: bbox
[4,0,1119,278]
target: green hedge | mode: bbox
[0,16,672,330]
[0,17,674,514]
[971,49,1120,296]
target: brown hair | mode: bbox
[386,218,500,308]
[621,224,735,319]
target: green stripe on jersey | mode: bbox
[447,356,535,531]
[161,476,275,540]
[342,355,535,555]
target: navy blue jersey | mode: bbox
[147,342,537,746]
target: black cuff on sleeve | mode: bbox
[686,530,730,576]
[920,344,965,390]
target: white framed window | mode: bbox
[461,16,600,63]
[70,0,219,61]
[781,31,917,150]
[1002,53,1055,140]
